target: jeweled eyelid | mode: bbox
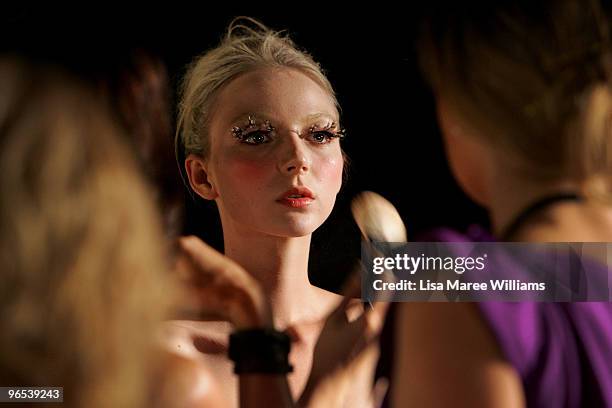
[232,126,243,138]
[309,122,334,133]
[308,121,346,139]
[231,118,275,138]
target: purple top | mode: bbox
[424,226,612,407]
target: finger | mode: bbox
[173,247,218,289]
[339,263,363,298]
[371,270,397,303]
[172,306,228,322]
[344,309,387,361]
[346,298,365,322]
[171,285,227,322]
[371,377,389,408]
[324,270,361,323]
[363,301,389,336]
[173,251,209,282]
[178,236,231,273]
[178,236,254,285]
[345,337,379,374]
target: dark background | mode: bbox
[1,4,488,290]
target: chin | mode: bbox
[264,215,324,238]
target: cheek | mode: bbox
[316,153,344,193]
[229,158,269,180]
[213,155,273,197]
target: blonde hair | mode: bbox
[176,17,339,168]
[419,0,612,198]
[0,59,175,407]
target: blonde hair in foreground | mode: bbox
[0,59,175,408]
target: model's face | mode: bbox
[202,67,344,237]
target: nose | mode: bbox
[278,133,311,175]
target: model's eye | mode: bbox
[240,131,271,145]
[308,131,338,144]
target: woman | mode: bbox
[0,58,176,408]
[392,1,612,406]
[165,17,380,407]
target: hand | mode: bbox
[173,235,273,329]
[299,275,389,408]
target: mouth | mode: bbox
[277,187,315,208]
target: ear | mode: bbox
[185,154,218,200]
[436,99,491,207]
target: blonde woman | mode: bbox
[392,1,612,407]
[164,18,383,407]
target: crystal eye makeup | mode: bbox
[307,121,346,144]
[230,115,346,146]
[231,115,276,145]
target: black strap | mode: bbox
[500,193,583,240]
[228,328,293,374]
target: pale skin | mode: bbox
[162,67,381,407]
[391,99,612,407]
[157,235,387,408]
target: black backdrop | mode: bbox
[1,3,488,290]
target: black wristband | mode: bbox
[228,328,294,374]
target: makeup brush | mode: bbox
[308,192,406,295]
[351,191,406,305]
[351,191,407,243]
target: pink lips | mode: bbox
[277,187,315,208]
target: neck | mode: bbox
[488,159,581,238]
[486,158,612,241]
[221,223,335,328]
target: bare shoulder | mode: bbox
[156,350,226,408]
[159,320,232,357]
[154,320,236,408]
[392,302,525,408]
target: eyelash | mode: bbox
[232,122,346,146]
[308,130,342,144]
[238,130,272,145]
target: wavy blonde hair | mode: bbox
[175,17,339,176]
[0,59,176,408]
[419,0,612,199]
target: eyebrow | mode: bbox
[229,113,266,125]
[305,112,337,121]
[229,112,339,126]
